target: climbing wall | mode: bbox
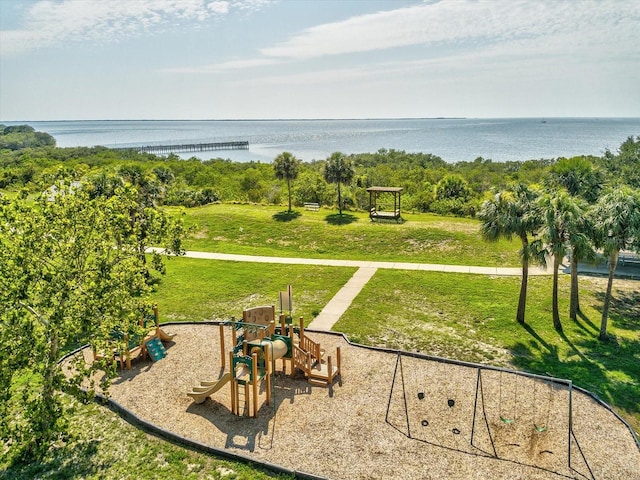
[242,306,276,341]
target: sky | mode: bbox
[1,0,639,121]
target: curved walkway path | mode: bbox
[162,249,639,331]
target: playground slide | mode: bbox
[156,327,176,342]
[187,372,232,404]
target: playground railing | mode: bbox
[292,345,311,377]
[299,334,323,365]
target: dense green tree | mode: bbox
[114,165,172,271]
[591,187,640,340]
[86,171,124,199]
[240,167,267,203]
[0,125,56,150]
[435,174,472,201]
[273,152,301,213]
[153,165,175,185]
[545,156,602,203]
[432,174,475,216]
[0,182,186,460]
[323,152,355,215]
[478,184,543,324]
[600,136,640,188]
[294,170,330,206]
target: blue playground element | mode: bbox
[145,337,167,362]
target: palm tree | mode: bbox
[323,152,355,215]
[538,189,586,332]
[273,152,301,213]
[545,157,599,320]
[478,184,543,325]
[567,214,595,321]
[591,187,640,340]
[545,156,602,203]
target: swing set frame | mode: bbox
[385,353,586,475]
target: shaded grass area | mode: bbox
[334,270,640,433]
[178,203,518,266]
[151,257,357,322]
[1,398,290,480]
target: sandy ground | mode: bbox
[69,324,640,480]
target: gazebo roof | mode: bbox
[366,186,403,193]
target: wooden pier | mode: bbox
[112,140,249,155]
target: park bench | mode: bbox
[304,202,320,211]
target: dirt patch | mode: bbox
[423,220,479,235]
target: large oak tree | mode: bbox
[0,181,185,460]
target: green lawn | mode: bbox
[152,257,357,323]
[177,203,519,266]
[2,398,290,480]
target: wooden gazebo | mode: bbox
[367,186,403,222]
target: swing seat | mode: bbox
[500,416,515,425]
[534,423,547,433]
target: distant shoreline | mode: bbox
[3,116,640,123]
[3,118,638,163]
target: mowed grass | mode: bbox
[1,398,290,480]
[334,270,640,433]
[177,203,519,266]
[151,257,357,322]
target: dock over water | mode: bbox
[112,140,249,155]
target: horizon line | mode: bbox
[3,116,640,123]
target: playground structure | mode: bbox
[92,304,175,369]
[188,303,341,417]
[386,353,595,479]
[76,318,640,480]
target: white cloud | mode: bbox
[156,0,638,78]
[259,0,639,61]
[0,0,272,56]
[164,57,280,73]
[208,1,230,15]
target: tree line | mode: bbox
[478,175,640,342]
[1,129,637,216]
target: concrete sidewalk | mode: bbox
[152,248,638,331]
[307,266,378,330]
[167,249,550,276]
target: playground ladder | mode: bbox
[236,382,250,416]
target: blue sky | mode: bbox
[1,0,639,120]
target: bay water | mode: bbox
[4,118,639,163]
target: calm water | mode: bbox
[4,118,639,163]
